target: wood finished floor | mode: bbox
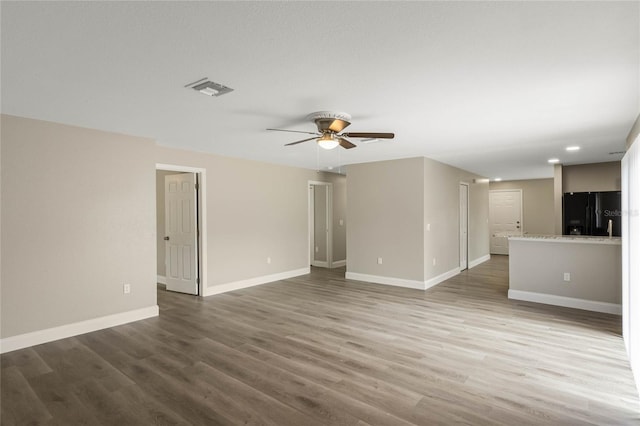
[2,255,639,425]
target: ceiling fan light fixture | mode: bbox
[317,134,339,150]
[271,110,394,150]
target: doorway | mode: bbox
[308,181,333,268]
[459,183,469,270]
[489,189,523,255]
[156,164,207,296]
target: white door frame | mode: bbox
[459,182,469,271]
[157,163,207,296]
[308,181,333,268]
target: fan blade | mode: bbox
[328,119,351,133]
[338,137,356,149]
[342,132,394,139]
[267,128,319,136]
[285,137,318,146]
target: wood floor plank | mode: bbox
[187,361,327,426]
[2,255,639,425]
[27,371,104,426]
[1,366,52,425]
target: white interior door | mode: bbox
[309,185,315,265]
[309,182,332,268]
[459,183,469,270]
[165,173,198,294]
[489,190,522,255]
[314,184,328,267]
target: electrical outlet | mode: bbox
[433,258,437,266]
[563,272,571,282]
[315,246,319,253]
[123,283,131,294]
[377,257,383,265]
[267,257,271,264]
[427,223,431,231]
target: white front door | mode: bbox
[489,190,523,255]
[165,173,198,295]
[459,183,469,270]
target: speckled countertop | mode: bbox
[509,235,621,245]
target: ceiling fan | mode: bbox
[267,111,394,150]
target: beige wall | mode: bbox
[1,115,350,342]
[155,146,345,288]
[153,166,346,279]
[347,158,425,281]
[563,161,621,192]
[509,239,621,305]
[1,115,157,338]
[424,157,490,278]
[490,178,555,235]
[346,157,490,284]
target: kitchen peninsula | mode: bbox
[508,235,622,314]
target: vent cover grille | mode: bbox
[185,78,234,97]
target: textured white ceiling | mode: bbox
[2,1,638,179]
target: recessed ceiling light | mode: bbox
[548,158,560,164]
[566,146,580,151]
[494,178,502,182]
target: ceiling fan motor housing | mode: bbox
[306,111,352,133]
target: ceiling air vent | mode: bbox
[185,78,234,97]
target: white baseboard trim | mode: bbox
[203,267,310,297]
[345,272,427,290]
[157,275,167,285]
[331,260,346,268]
[508,289,621,315]
[424,267,461,290]
[469,254,491,269]
[311,261,328,268]
[0,305,159,354]
[346,267,461,291]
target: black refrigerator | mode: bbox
[563,191,621,237]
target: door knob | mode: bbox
[164,236,170,241]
